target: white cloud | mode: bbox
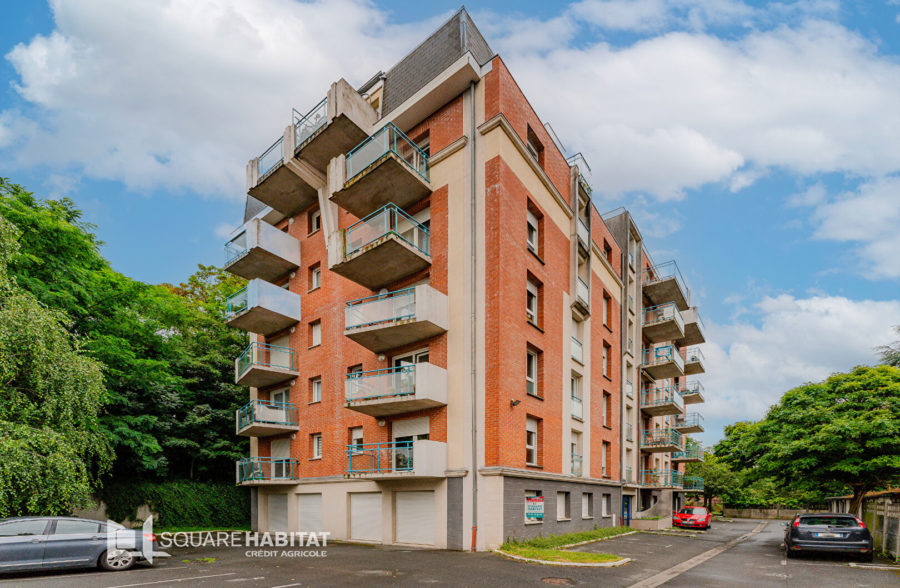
[702,294,900,423]
[214,222,237,240]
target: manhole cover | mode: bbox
[542,578,576,586]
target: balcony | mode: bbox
[672,442,704,463]
[642,302,685,343]
[674,412,705,434]
[641,345,685,380]
[573,276,590,315]
[224,219,301,282]
[331,123,431,219]
[234,342,299,388]
[567,152,593,197]
[571,336,584,364]
[328,204,431,290]
[683,476,704,492]
[571,394,583,421]
[344,285,448,353]
[640,469,683,488]
[235,399,299,437]
[576,217,590,253]
[679,381,705,404]
[643,261,690,311]
[247,133,318,217]
[344,363,447,417]
[640,428,683,453]
[640,385,685,417]
[681,346,706,375]
[345,440,447,479]
[236,457,300,485]
[571,454,583,477]
[225,279,302,336]
[677,307,706,346]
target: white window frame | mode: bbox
[310,320,321,347]
[526,417,538,466]
[602,493,611,517]
[526,210,539,253]
[350,427,363,452]
[557,491,570,521]
[526,350,538,397]
[311,377,322,403]
[526,279,538,324]
[582,493,593,519]
[310,209,321,234]
[312,433,322,459]
[310,266,321,290]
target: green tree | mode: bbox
[0,217,112,516]
[879,326,900,367]
[755,365,900,515]
[685,454,738,510]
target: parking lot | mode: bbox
[2,520,898,587]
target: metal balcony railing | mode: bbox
[576,276,590,306]
[258,136,284,179]
[345,287,416,329]
[346,441,414,475]
[673,442,704,461]
[683,476,704,491]
[571,394,583,420]
[225,287,250,318]
[237,457,300,482]
[676,412,704,429]
[566,152,592,195]
[236,399,299,430]
[678,380,705,397]
[345,366,416,403]
[345,122,429,182]
[237,342,298,376]
[571,337,584,364]
[293,97,327,147]
[640,468,683,488]
[642,302,685,330]
[344,203,430,257]
[642,345,685,370]
[640,386,685,410]
[681,346,705,364]
[643,260,690,301]
[571,454,583,477]
[641,428,683,449]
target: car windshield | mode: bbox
[800,516,856,527]
[678,507,707,515]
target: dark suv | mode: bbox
[783,513,873,562]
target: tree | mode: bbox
[755,366,900,515]
[879,326,900,367]
[685,454,738,510]
[0,217,112,516]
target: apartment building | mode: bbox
[222,8,704,551]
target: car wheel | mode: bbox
[99,549,136,571]
[784,547,796,559]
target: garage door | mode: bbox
[267,494,288,532]
[350,493,382,542]
[298,493,322,533]
[395,491,435,545]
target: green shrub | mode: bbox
[100,481,249,529]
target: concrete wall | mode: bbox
[446,476,464,550]
[723,508,829,520]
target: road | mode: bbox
[2,520,897,587]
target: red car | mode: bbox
[673,506,712,529]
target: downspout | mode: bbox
[469,80,479,551]
[620,222,629,515]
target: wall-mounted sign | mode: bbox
[525,496,544,520]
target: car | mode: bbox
[673,506,712,530]
[0,516,156,574]
[783,513,873,562]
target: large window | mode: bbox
[526,417,539,466]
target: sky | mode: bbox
[1,0,899,445]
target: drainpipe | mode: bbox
[469,80,479,551]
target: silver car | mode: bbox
[0,516,155,573]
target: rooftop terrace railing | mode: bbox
[345,122,429,183]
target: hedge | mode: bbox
[100,481,249,529]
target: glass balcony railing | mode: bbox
[626,422,634,442]
[683,476,704,491]
[225,231,249,266]
[293,97,328,147]
[345,287,416,330]
[641,428,683,449]
[345,122,429,183]
[643,302,685,330]
[224,279,302,327]
[237,457,300,482]
[673,442,704,461]
[346,441,414,475]
[676,412,704,429]
[642,345,685,370]
[566,152,592,195]
[226,287,250,318]
[625,466,633,483]
[236,399,299,430]
[258,136,284,179]
[571,454,583,477]
[640,386,685,410]
[682,346,705,364]
[345,366,416,403]
[571,337,584,364]
[640,468,683,488]
[237,342,298,376]
[576,277,590,306]
[571,394,583,420]
[679,380,705,397]
[345,203,430,257]
[626,379,634,399]
[576,217,590,246]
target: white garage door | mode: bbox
[395,491,435,545]
[350,493,382,542]
[267,494,288,532]
[298,494,322,533]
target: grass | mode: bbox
[498,526,631,564]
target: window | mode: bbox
[309,320,321,347]
[0,519,48,537]
[413,130,430,158]
[582,493,594,519]
[603,343,611,377]
[349,426,363,451]
[602,442,610,477]
[603,240,613,264]
[54,520,101,534]
[602,494,612,516]
[526,417,539,466]
[310,377,322,403]
[309,264,321,291]
[309,208,321,234]
[311,433,322,459]
[526,209,539,254]
[603,293,612,327]
[571,376,583,421]
[526,125,544,166]
[526,348,540,398]
[603,393,612,427]
[557,491,571,521]
[347,364,363,375]
[526,277,539,325]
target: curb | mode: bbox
[847,563,900,571]
[494,550,631,567]
[558,530,638,549]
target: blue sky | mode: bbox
[1,1,899,443]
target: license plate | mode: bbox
[814,532,842,538]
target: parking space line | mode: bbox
[106,572,237,587]
[269,584,303,588]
